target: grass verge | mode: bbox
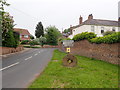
[29,49,118,88]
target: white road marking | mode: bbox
[38,51,41,53]
[0,62,19,71]
[25,56,32,61]
[34,53,38,56]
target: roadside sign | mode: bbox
[66,48,70,53]
[63,40,74,47]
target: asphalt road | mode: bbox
[2,48,55,88]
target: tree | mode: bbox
[45,26,61,45]
[39,36,46,47]
[63,28,70,33]
[35,22,44,38]
[3,30,16,47]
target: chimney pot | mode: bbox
[88,14,93,20]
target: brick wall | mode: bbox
[59,40,119,64]
[0,45,24,55]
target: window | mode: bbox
[24,35,28,38]
[101,27,104,34]
[91,26,95,32]
[112,27,116,31]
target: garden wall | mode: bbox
[59,40,119,64]
[0,45,24,55]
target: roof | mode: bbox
[83,19,119,27]
[71,19,119,29]
[14,28,30,35]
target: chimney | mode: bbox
[79,15,83,25]
[88,14,93,20]
[118,17,120,22]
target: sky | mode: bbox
[4,0,119,36]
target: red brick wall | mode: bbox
[0,45,24,55]
[59,40,119,64]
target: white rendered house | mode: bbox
[69,14,119,39]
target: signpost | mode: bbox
[62,40,77,67]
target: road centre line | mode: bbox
[34,53,38,56]
[25,56,32,61]
[0,62,19,71]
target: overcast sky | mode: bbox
[4,0,119,36]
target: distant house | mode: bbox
[14,28,31,41]
[69,14,120,39]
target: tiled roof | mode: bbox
[14,28,30,35]
[83,19,119,26]
[71,19,119,29]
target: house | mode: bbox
[14,28,31,41]
[69,14,120,39]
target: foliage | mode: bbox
[39,36,46,47]
[73,32,96,41]
[45,26,61,45]
[58,37,72,43]
[63,28,70,33]
[35,22,44,38]
[13,31,20,48]
[29,50,118,88]
[30,35,34,40]
[90,32,120,44]
[21,40,30,44]
[103,31,115,36]
[0,0,10,11]
[3,30,16,47]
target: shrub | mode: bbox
[58,37,72,43]
[103,31,115,36]
[29,40,40,46]
[21,40,30,44]
[3,30,16,48]
[73,32,96,41]
[90,32,120,44]
[39,36,46,47]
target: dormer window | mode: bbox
[112,27,116,31]
[91,26,95,32]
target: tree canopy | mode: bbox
[45,26,61,45]
[35,22,44,38]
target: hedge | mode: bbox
[72,32,96,41]
[89,32,120,44]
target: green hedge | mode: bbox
[90,32,120,44]
[73,32,96,41]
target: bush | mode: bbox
[58,37,72,43]
[21,40,30,44]
[3,30,16,48]
[90,32,120,44]
[103,31,115,36]
[73,32,96,41]
[29,40,40,46]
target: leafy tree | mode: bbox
[35,22,44,38]
[13,31,20,48]
[39,36,46,47]
[63,28,70,33]
[3,30,16,47]
[45,26,61,45]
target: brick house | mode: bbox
[14,28,31,41]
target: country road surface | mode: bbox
[2,48,55,88]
